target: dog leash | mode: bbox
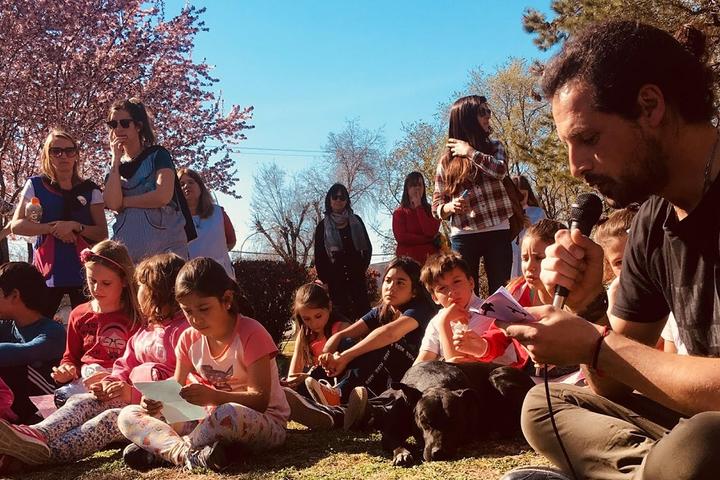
[543,365,579,480]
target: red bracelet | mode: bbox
[590,325,611,375]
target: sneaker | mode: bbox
[305,377,341,406]
[0,420,50,465]
[123,443,167,471]
[343,386,369,430]
[185,441,230,472]
[284,387,334,430]
[500,466,574,480]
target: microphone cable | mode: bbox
[543,364,579,480]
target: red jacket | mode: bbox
[392,205,441,264]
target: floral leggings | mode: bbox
[32,393,128,463]
[117,402,287,466]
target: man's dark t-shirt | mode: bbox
[612,174,720,356]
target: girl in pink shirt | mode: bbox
[118,257,289,472]
[0,254,188,468]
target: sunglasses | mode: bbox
[331,194,347,201]
[478,107,492,117]
[48,146,79,158]
[105,119,134,129]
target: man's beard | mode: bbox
[584,134,669,208]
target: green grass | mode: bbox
[8,424,549,480]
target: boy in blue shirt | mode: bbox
[0,263,65,423]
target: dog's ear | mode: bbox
[395,384,423,406]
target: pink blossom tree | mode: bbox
[0,0,252,215]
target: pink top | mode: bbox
[61,302,140,371]
[107,312,190,403]
[176,314,290,425]
[0,376,15,422]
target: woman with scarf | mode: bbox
[11,128,108,315]
[313,184,372,321]
[103,98,195,263]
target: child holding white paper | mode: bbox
[52,240,142,407]
[0,253,188,469]
[118,257,289,472]
[416,251,528,367]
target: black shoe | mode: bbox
[500,466,574,480]
[284,386,335,430]
[185,441,230,472]
[123,443,166,471]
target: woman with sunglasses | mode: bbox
[313,183,372,320]
[11,128,108,315]
[103,98,195,263]
[432,95,514,295]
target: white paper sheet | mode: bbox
[134,379,207,423]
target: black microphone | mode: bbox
[552,193,603,308]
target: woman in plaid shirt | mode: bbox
[432,95,513,294]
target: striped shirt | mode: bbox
[432,140,513,234]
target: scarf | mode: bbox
[323,209,370,262]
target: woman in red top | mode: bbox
[392,172,441,264]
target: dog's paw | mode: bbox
[392,447,415,467]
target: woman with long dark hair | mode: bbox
[432,95,513,294]
[313,183,372,320]
[103,98,195,263]
[392,171,441,264]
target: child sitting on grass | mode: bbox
[0,262,65,423]
[52,240,141,406]
[416,251,529,367]
[506,219,567,307]
[118,258,290,472]
[283,282,350,398]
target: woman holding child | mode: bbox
[11,128,108,315]
[433,95,514,294]
[104,98,195,263]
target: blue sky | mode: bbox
[168,0,553,258]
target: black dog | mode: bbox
[378,361,534,466]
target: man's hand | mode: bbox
[540,229,605,312]
[505,305,603,366]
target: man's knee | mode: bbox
[644,411,720,480]
[520,384,551,443]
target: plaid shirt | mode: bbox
[432,140,513,234]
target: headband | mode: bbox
[79,248,126,274]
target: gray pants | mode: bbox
[522,383,720,480]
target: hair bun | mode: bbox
[674,24,707,60]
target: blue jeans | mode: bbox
[450,229,512,295]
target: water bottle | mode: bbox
[23,197,43,244]
[25,197,43,223]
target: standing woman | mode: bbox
[178,167,237,279]
[313,183,372,321]
[11,128,108,315]
[392,171,441,264]
[510,175,547,278]
[104,98,195,263]
[432,95,513,294]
